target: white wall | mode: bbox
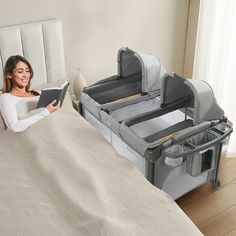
[183,0,200,78]
[0,0,189,85]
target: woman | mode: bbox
[0,55,60,132]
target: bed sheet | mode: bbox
[0,104,202,235]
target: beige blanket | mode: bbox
[0,107,202,235]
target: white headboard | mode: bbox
[0,19,66,91]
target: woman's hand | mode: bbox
[46,100,60,113]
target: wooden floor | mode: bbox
[176,155,236,236]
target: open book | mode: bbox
[36,81,70,108]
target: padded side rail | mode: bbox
[88,75,119,87]
[83,75,120,94]
[144,119,193,143]
[171,121,212,143]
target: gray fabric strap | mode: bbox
[144,119,193,143]
[125,97,191,127]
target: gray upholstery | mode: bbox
[160,74,224,125]
[0,19,66,91]
[118,47,167,93]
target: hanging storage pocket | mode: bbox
[212,123,232,145]
[164,144,184,167]
[161,122,232,177]
[184,132,217,177]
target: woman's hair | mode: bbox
[3,55,36,94]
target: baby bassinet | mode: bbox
[80,47,166,135]
[119,73,232,199]
[80,48,233,199]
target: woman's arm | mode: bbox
[0,96,50,132]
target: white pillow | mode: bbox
[73,72,87,100]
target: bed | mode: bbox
[0,19,203,235]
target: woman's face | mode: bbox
[10,61,31,89]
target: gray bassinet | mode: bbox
[80,47,166,134]
[80,49,233,200]
[120,73,225,156]
[118,73,232,199]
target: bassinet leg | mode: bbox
[146,162,155,185]
[211,143,223,190]
[211,179,221,189]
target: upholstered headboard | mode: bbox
[0,19,66,91]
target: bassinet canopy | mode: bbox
[160,74,224,124]
[117,47,167,94]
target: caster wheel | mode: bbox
[211,179,221,189]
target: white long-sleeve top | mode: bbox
[0,93,50,132]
